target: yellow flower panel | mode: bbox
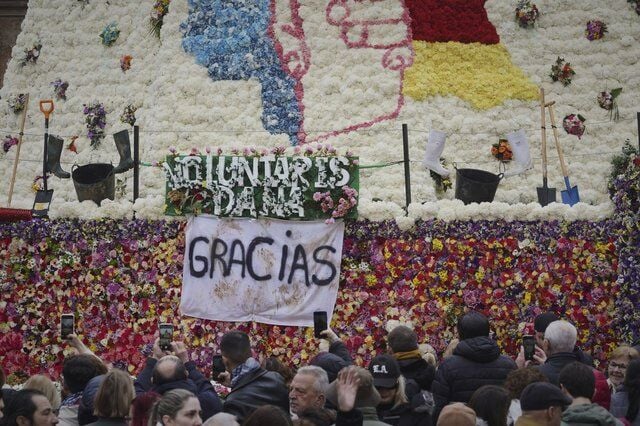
[404,41,538,109]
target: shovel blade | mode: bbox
[32,189,53,218]
[537,186,557,207]
[561,186,580,206]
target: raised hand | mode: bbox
[336,367,361,412]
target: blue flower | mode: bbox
[182,0,302,144]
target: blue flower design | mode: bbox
[182,0,302,145]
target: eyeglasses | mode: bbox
[609,362,628,370]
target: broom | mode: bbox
[0,93,33,222]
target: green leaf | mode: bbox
[611,87,623,98]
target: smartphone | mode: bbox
[523,335,535,361]
[61,314,74,339]
[313,311,328,339]
[159,323,174,351]
[212,354,226,374]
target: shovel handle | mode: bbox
[547,103,570,178]
[540,88,548,178]
[39,99,54,119]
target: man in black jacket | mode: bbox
[134,340,222,420]
[220,330,289,422]
[387,325,435,396]
[431,311,516,422]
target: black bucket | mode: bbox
[72,163,115,205]
[455,168,503,204]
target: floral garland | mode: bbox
[2,135,19,153]
[0,217,627,383]
[491,139,513,162]
[550,56,575,86]
[120,104,137,126]
[610,146,640,343]
[585,20,607,40]
[597,88,622,121]
[150,0,171,38]
[50,79,69,101]
[515,1,540,28]
[99,22,120,47]
[6,94,27,114]
[563,114,586,139]
[120,55,132,72]
[20,42,41,66]
[83,102,107,147]
[313,186,359,223]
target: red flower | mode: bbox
[405,0,500,44]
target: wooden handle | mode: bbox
[540,88,548,178]
[39,99,54,119]
[547,103,569,178]
[7,94,30,206]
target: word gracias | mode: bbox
[188,230,338,287]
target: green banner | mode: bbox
[164,154,359,220]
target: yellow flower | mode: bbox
[432,238,443,252]
[404,41,538,109]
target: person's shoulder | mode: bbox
[497,354,517,366]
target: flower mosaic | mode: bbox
[0,215,628,383]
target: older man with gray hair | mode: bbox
[536,320,579,386]
[536,320,611,408]
[289,365,330,416]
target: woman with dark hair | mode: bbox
[262,356,296,387]
[611,358,640,425]
[468,385,510,426]
[148,389,202,426]
[0,389,58,426]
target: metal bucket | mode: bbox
[72,163,115,205]
[455,168,503,205]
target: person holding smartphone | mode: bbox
[133,332,222,421]
[218,330,289,423]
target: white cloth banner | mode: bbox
[180,216,344,326]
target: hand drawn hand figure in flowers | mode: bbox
[182,0,413,145]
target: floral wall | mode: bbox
[0,0,638,220]
[0,0,639,384]
[0,216,624,383]
[1,149,639,383]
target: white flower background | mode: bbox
[0,0,638,223]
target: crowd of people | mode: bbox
[1,311,639,426]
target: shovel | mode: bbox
[536,88,556,206]
[547,102,580,206]
[33,100,55,218]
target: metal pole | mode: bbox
[402,123,411,209]
[133,125,139,201]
